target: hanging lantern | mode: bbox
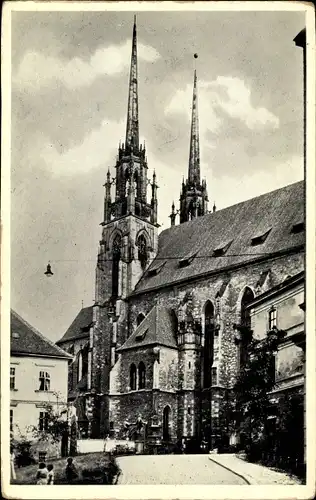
[44,263,54,277]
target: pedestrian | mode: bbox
[10,446,16,481]
[47,464,54,485]
[36,462,48,485]
[65,457,78,483]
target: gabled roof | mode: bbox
[11,310,72,359]
[132,181,304,295]
[56,306,93,345]
[118,305,178,351]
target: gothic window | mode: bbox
[82,345,89,378]
[112,234,121,299]
[136,313,145,326]
[203,301,215,389]
[162,405,171,441]
[130,364,137,391]
[138,362,146,389]
[239,287,255,369]
[77,345,89,383]
[39,371,50,391]
[137,234,148,269]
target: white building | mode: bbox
[10,310,72,447]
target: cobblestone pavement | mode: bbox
[117,454,248,484]
[208,454,302,485]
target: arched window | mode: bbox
[162,405,171,441]
[137,234,148,269]
[81,344,89,378]
[203,301,215,389]
[239,287,255,368]
[138,362,146,389]
[112,234,121,299]
[130,364,137,391]
[137,313,145,326]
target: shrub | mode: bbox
[14,439,36,468]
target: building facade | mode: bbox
[10,310,72,457]
[57,20,305,448]
[248,271,305,461]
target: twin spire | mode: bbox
[104,17,210,227]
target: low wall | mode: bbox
[77,439,135,454]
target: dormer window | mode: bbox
[147,260,166,277]
[213,240,233,257]
[291,222,304,234]
[179,252,197,268]
[251,228,271,246]
[135,329,147,342]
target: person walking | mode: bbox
[65,457,78,483]
[36,462,48,484]
[47,464,54,485]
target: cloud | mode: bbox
[13,39,161,91]
[165,76,279,141]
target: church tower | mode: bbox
[170,70,208,226]
[90,17,159,437]
[97,16,158,307]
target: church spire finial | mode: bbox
[188,64,200,185]
[125,15,139,151]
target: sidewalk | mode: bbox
[208,453,302,485]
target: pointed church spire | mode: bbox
[125,15,139,151]
[188,70,200,185]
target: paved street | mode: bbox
[117,454,247,484]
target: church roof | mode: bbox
[11,310,72,359]
[133,181,304,295]
[117,305,178,351]
[56,306,93,345]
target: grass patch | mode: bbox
[12,452,116,485]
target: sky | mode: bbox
[10,7,305,342]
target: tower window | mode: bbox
[130,364,137,391]
[138,362,146,389]
[137,235,148,269]
[112,234,122,299]
[39,371,50,391]
[268,307,277,330]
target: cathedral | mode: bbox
[57,19,305,449]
